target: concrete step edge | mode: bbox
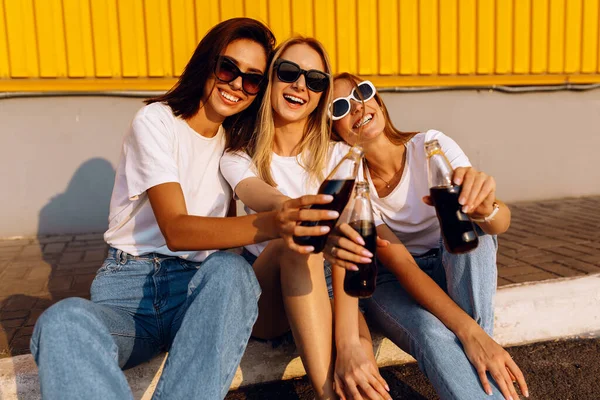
[1,273,599,400]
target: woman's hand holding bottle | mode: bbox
[274,195,340,254]
[324,223,389,271]
[422,166,496,216]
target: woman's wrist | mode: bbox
[453,319,482,342]
[336,334,362,350]
[470,201,500,223]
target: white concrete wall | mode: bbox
[1,89,599,237]
[380,89,600,204]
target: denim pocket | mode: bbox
[177,258,202,271]
[96,258,124,276]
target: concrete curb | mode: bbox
[1,274,599,399]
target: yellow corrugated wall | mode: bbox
[1,0,599,91]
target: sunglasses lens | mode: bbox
[355,82,375,101]
[242,74,264,95]
[216,58,239,83]
[277,62,300,83]
[306,71,329,92]
[332,99,350,119]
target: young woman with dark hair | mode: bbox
[30,19,338,400]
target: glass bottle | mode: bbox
[293,146,363,253]
[343,181,378,298]
[425,139,479,254]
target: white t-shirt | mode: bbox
[220,142,353,256]
[369,130,471,255]
[104,102,232,262]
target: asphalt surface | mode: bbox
[226,337,600,400]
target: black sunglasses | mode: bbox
[274,59,330,93]
[214,56,265,95]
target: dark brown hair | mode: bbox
[332,72,416,145]
[146,18,275,143]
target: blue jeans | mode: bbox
[362,232,503,400]
[31,248,261,400]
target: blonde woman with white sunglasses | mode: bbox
[325,73,529,400]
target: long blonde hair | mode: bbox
[332,73,416,145]
[246,37,333,187]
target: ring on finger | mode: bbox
[331,246,337,257]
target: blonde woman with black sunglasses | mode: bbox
[221,39,391,400]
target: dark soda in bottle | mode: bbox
[425,140,478,254]
[343,182,378,298]
[294,146,363,253]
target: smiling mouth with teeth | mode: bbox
[283,94,306,105]
[220,89,240,103]
[353,114,373,129]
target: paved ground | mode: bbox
[1,196,599,359]
[226,337,600,400]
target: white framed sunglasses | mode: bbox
[330,80,377,120]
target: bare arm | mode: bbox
[332,259,390,400]
[375,224,478,337]
[147,182,336,253]
[234,177,290,212]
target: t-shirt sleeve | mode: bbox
[425,129,472,169]
[219,150,258,196]
[122,108,180,200]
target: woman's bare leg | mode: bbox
[250,241,336,399]
[280,247,336,400]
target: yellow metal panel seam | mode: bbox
[458,0,476,74]
[377,0,398,75]
[268,0,292,45]
[531,0,549,73]
[159,0,173,77]
[145,0,164,77]
[513,0,531,74]
[563,0,582,73]
[5,0,39,77]
[580,0,598,73]
[81,0,95,77]
[419,0,438,75]
[335,0,357,74]
[313,0,336,72]
[169,0,196,77]
[220,0,244,21]
[244,0,268,25]
[104,0,122,78]
[0,0,9,78]
[34,0,68,78]
[477,0,494,74]
[548,0,565,73]
[134,0,148,78]
[399,0,418,75]
[357,0,378,75]
[495,0,512,74]
[195,0,221,40]
[291,0,314,37]
[439,0,458,75]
